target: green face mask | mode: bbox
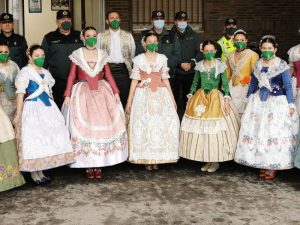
[0,53,9,63]
[234,41,247,51]
[33,57,45,68]
[261,51,274,60]
[85,36,97,47]
[146,43,158,52]
[61,21,72,31]
[203,52,215,61]
[109,20,120,29]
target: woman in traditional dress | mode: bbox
[125,32,179,171]
[14,44,75,184]
[226,29,259,115]
[287,43,300,114]
[0,42,20,121]
[0,103,25,192]
[63,26,128,179]
[234,35,299,179]
[179,40,240,173]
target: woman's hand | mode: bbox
[114,93,120,103]
[64,97,70,106]
[125,101,132,115]
[223,98,231,116]
[13,114,20,127]
[289,107,295,116]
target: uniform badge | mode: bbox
[166,40,169,44]
[4,15,9,20]
[182,13,186,17]
[14,41,17,46]
[157,12,162,16]
[63,11,68,16]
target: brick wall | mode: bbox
[105,0,300,59]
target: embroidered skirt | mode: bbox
[128,87,180,164]
[229,81,249,115]
[179,89,240,162]
[63,80,128,168]
[234,93,299,170]
[17,99,75,172]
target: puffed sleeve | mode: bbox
[103,63,120,94]
[64,62,77,97]
[250,53,259,73]
[46,71,55,89]
[130,57,141,80]
[15,69,29,94]
[161,55,170,80]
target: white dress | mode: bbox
[128,53,180,164]
[234,58,299,170]
[15,65,75,172]
[288,44,300,114]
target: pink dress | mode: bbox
[64,48,128,168]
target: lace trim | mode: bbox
[195,59,226,79]
[288,44,300,62]
[69,48,109,78]
[181,116,227,134]
[228,49,255,78]
[0,60,19,81]
[253,57,290,80]
[132,53,169,74]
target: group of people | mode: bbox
[1,8,300,193]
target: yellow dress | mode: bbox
[226,49,259,114]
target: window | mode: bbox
[7,0,24,35]
[132,0,203,32]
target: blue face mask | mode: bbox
[154,20,165,30]
[177,22,187,30]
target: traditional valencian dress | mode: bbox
[0,103,25,192]
[179,59,240,162]
[0,59,19,121]
[288,44,300,114]
[128,53,180,164]
[15,65,75,172]
[227,48,259,114]
[63,48,128,168]
[234,57,299,170]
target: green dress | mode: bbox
[179,59,240,162]
[0,106,25,192]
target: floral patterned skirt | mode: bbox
[63,80,128,168]
[128,87,179,164]
[0,139,25,192]
[179,89,240,162]
[234,93,299,170]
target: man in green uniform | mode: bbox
[216,18,238,62]
[0,13,28,68]
[41,10,82,108]
[136,10,180,78]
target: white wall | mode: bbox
[24,1,57,46]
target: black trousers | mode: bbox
[52,78,67,109]
[170,73,195,117]
[109,63,130,108]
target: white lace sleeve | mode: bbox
[130,62,140,80]
[15,69,29,94]
[161,55,170,79]
[45,70,55,89]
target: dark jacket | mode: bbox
[0,32,28,69]
[171,25,202,76]
[135,28,180,77]
[41,29,83,80]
